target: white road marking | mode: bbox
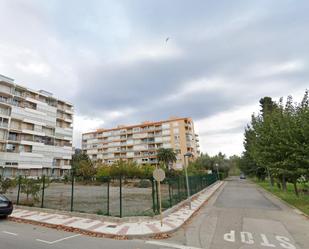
[260,233,276,247]
[146,241,202,249]
[223,230,235,242]
[36,234,81,244]
[223,231,297,248]
[2,231,18,236]
[240,231,254,244]
[275,236,296,249]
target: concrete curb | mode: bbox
[9,181,224,239]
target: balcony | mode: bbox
[57,105,74,114]
[0,108,10,117]
[0,122,8,129]
[8,135,20,142]
[13,90,27,98]
[10,124,22,131]
[0,96,11,105]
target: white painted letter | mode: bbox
[241,231,254,244]
[275,236,296,249]
[224,230,235,242]
[260,234,275,247]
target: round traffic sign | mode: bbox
[153,168,165,182]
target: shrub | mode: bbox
[0,178,16,194]
[20,178,42,205]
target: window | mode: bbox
[6,144,16,152]
[133,127,140,132]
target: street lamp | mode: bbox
[184,152,193,209]
[215,163,220,180]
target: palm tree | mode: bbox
[157,148,177,170]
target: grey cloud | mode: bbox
[1,0,309,154]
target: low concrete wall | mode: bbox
[14,180,220,223]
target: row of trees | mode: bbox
[72,148,178,180]
[72,148,233,180]
[239,91,309,196]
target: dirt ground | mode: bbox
[5,181,171,217]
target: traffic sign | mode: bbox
[153,168,165,182]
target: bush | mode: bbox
[96,161,156,179]
[161,199,171,209]
[0,178,16,194]
[19,178,41,206]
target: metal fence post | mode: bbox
[107,178,110,216]
[70,172,74,212]
[119,176,122,218]
[177,176,180,202]
[168,180,172,207]
[16,175,21,205]
[155,180,159,213]
[41,175,45,208]
[151,178,156,213]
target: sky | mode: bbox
[0,0,308,156]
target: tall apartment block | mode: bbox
[82,117,199,169]
[0,74,73,177]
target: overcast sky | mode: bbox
[0,0,308,156]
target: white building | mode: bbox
[0,74,73,177]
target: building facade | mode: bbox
[0,74,73,177]
[82,117,199,169]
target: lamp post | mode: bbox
[184,152,193,209]
[215,163,220,180]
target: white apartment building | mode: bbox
[82,117,200,169]
[0,74,74,177]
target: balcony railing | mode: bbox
[0,122,9,128]
[0,109,10,116]
[0,97,11,105]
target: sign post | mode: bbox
[153,168,165,227]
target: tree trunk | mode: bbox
[282,175,287,192]
[270,176,275,186]
[276,182,281,190]
[293,181,299,197]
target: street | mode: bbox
[164,176,309,249]
[1,177,308,249]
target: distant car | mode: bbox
[240,174,246,179]
[0,194,13,218]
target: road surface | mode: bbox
[0,176,308,249]
[164,176,309,249]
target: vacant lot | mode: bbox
[5,181,172,217]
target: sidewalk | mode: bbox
[10,181,224,238]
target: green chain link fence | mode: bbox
[3,173,218,217]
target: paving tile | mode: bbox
[11,182,223,236]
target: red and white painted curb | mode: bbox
[11,181,223,237]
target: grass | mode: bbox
[254,179,309,216]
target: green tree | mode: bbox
[0,178,16,194]
[157,148,177,170]
[241,91,309,196]
[71,150,92,174]
[76,160,97,180]
[72,150,96,180]
[20,178,41,204]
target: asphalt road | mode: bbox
[0,218,161,249]
[1,177,308,249]
[164,176,309,249]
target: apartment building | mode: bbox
[82,117,199,169]
[0,74,73,177]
